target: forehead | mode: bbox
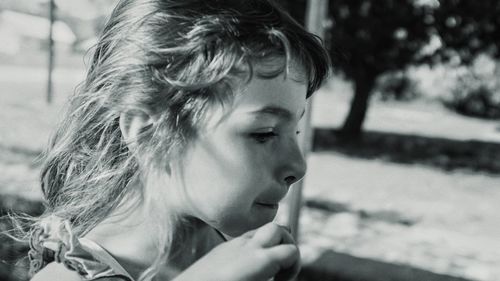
[229,68,307,120]
[238,74,305,104]
[203,62,308,129]
[252,57,308,83]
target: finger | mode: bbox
[277,225,295,245]
[267,244,301,281]
[274,253,301,281]
[251,223,290,248]
[241,228,258,239]
[264,244,300,280]
[280,224,291,234]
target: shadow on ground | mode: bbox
[299,250,473,281]
[313,128,500,174]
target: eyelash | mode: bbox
[250,132,278,143]
[250,130,301,143]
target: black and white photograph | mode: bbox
[1,0,499,280]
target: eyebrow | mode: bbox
[250,106,306,121]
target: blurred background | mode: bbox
[1,0,499,281]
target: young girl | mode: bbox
[25,0,330,280]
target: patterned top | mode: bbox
[29,216,134,281]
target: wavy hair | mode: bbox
[26,0,331,279]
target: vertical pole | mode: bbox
[47,0,55,104]
[287,0,329,240]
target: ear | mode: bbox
[119,110,154,151]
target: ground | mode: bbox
[290,82,500,280]
[1,62,499,281]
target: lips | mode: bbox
[255,187,287,209]
[255,202,279,209]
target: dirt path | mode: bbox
[298,152,500,281]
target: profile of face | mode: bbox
[171,63,308,237]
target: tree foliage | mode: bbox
[326,0,434,137]
[281,0,500,138]
[328,1,433,78]
[432,0,500,64]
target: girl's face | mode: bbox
[171,65,308,237]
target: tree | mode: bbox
[432,0,500,63]
[281,0,500,138]
[326,0,500,138]
[431,0,500,120]
[325,0,434,138]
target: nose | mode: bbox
[279,140,307,186]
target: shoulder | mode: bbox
[30,262,128,281]
[30,262,82,281]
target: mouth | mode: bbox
[255,202,279,209]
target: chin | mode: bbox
[219,224,255,237]
[221,216,277,237]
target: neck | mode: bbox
[84,199,225,279]
[84,198,162,276]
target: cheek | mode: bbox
[180,139,264,215]
[204,133,268,182]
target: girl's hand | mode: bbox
[175,222,300,281]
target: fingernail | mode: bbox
[281,225,291,233]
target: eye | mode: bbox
[250,131,278,143]
[296,130,301,135]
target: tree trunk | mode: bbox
[339,73,376,139]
